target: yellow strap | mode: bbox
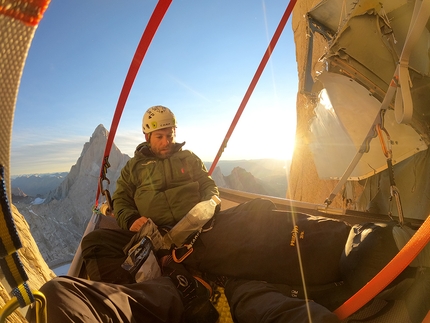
[0,168,22,257]
[0,291,47,323]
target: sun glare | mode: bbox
[178,109,296,163]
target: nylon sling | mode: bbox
[0,166,32,306]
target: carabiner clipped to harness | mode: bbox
[171,230,201,263]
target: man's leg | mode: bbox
[81,228,135,283]
[27,276,184,323]
[225,280,340,323]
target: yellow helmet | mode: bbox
[142,105,177,134]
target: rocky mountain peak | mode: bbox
[225,167,269,195]
[17,124,130,267]
[45,124,129,202]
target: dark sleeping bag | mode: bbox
[183,198,352,286]
[339,222,430,323]
[340,222,419,297]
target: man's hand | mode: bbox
[129,216,148,232]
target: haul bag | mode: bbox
[183,199,352,286]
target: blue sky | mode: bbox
[11,0,298,175]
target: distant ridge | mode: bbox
[11,172,68,197]
[205,159,289,198]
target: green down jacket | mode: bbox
[113,141,219,230]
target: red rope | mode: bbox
[334,216,430,320]
[95,0,172,205]
[208,0,298,175]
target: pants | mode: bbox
[27,276,183,323]
[81,228,135,284]
[226,280,340,323]
[28,276,340,323]
[81,228,341,323]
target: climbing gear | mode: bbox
[0,166,47,323]
[171,216,217,263]
[99,159,114,216]
[161,255,219,323]
[142,105,177,134]
[0,291,47,323]
[376,120,404,226]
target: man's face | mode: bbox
[146,127,176,158]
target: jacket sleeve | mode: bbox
[112,162,140,230]
[191,153,219,202]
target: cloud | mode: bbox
[113,130,143,157]
[11,136,86,175]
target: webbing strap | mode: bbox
[0,0,50,26]
[394,0,430,124]
[94,0,172,206]
[334,215,430,320]
[208,0,298,175]
[0,166,34,307]
[0,291,46,323]
[0,167,21,257]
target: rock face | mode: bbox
[287,1,348,206]
[11,187,27,197]
[17,125,129,267]
[0,205,55,323]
